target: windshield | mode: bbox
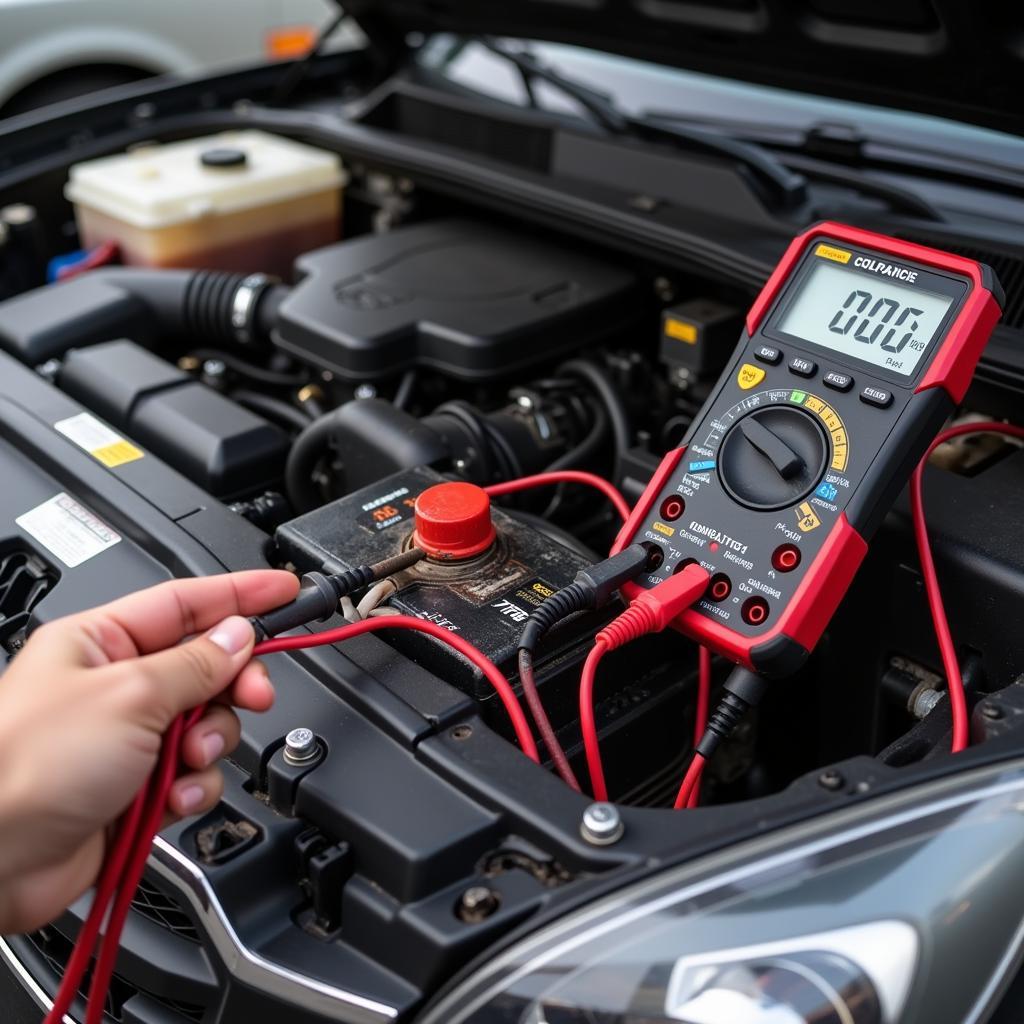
[419,35,1024,174]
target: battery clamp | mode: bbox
[613,221,1003,676]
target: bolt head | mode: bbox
[36,358,62,381]
[458,885,499,922]
[581,802,624,845]
[355,383,377,400]
[284,727,318,765]
[818,769,844,791]
[982,703,1004,721]
[202,358,226,378]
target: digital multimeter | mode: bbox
[614,222,1003,676]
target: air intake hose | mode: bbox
[0,267,287,365]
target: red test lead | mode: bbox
[580,562,710,800]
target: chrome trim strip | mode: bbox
[149,836,399,1024]
[0,935,76,1023]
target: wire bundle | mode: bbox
[44,705,205,1024]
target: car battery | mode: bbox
[275,466,605,714]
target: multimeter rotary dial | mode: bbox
[718,405,829,511]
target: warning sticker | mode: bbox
[814,243,852,264]
[54,412,144,468]
[16,493,121,568]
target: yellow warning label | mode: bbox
[652,521,675,538]
[796,502,821,532]
[91,441,145,468]
[665,318,698,344]
[54,412,145,470]
[736,363,766,390]
[815,243,852,264]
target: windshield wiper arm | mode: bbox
[478,38,808,212]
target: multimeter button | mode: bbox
[788,356,817,378]
[860,385,893,408]
[823,371,853,392]
[737,363,766,390]
[754,344,782,365]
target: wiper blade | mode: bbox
[641,110,942,221]
[780,152,942,222]
[478,38,807,212]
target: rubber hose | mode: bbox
[285,409,341,512]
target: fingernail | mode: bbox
[178,784,205,814]
[201,732,225,765]
[208,615,253,655]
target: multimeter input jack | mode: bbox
[708,573,732,601]
[742,596,770,625]
[771,544,801,572]
[659,495,685,521]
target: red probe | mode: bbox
[579,563,711,800]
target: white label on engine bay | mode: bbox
[54,412,144,468]
[16,493,121,568]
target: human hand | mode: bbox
[0,569,299,934]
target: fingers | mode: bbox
[88,570,300,658]
[221,659,275,713]
[181,705,241,772]
[166,766,224,819]
[131,616,256,727]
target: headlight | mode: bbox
[420,763,1024,1024]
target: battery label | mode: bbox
[487,576,559,627]
[355,486,418,533]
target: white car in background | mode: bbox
[0,0,339,117]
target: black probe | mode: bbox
[515,542,661,791]
[518,542,660,654]
[252,548,425,641]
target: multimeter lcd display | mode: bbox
[776,260,954,376]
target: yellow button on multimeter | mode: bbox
[737,363,766,390]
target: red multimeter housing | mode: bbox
[613,222,1003,676]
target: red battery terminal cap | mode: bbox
[413,482,497,560]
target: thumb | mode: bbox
[133,616,255,725]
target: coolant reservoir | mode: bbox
[65,130,344,278]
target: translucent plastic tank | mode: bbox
[65,130,345,279]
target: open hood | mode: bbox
[343,1,1022,139]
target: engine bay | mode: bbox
[3,76,1024,1022]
